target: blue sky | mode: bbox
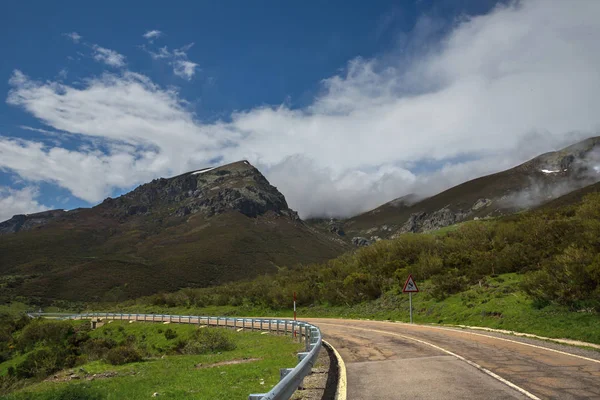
[1,0,599,220]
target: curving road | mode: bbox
[305,318,600,400]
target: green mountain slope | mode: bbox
[339,136,600,242]
[0,161,348,302]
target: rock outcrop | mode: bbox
[352,237,373,247]
[398,207,469,234]
[98,160,298,221]
[0,210,67,234]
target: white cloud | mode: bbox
[92,46,126,68]
[143,30,163,40]
[0,187,49,222]
[5,0,600,218]
[147,46,171,60]
[64,32,82,43]
[173,60,199,80]
[143,43,198,80]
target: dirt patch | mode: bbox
[46,370,136,383]
[195,357,262,369]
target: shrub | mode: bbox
[15,348,69,379]
[164,328,177,340]
[17,321,74,351]
[430,269,469,300]
[80,338,116,361]
[176,328,236,355]
[106,346,142,365]
[0,373,19,395]
[522,246,600,309]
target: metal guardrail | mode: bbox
[29,312,322,400]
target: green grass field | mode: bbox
[1,321,303,400]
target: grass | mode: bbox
[111,273,600,345]
[1,321,303,400]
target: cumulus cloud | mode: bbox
[143,30,162,40]
[4,0,600,218]
[63,32,82,43]
[0,187,48,221]
[92,46,126,67]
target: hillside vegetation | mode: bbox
[123,192,600,342]
[0,316,301,399]
[0,161,347,303]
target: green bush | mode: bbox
[164,328,177,340]
[15,348,70,379]
[106,346,142,365]
[17,321,74,351]
[522,246,600,309]
[176,328,236,355]
[80,338,116,361]
[430,269,469,300]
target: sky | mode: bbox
[1,0,600,222]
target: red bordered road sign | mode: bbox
[402,274,419,293]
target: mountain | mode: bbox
[338,137,600,243]
[0,161,347,303]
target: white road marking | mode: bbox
[391,322,600,365]
[318,322,541,400]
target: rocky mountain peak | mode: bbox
[99,160,299,220]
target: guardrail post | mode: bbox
[260,319,263,331]
[280,367,304,389]
[284,320,288,336]
[310,327,319,343]
[280,368,294,380]
[251,319,254,332]
[305,325,310,351]
[234,318,237,330]
[269,319,272,332]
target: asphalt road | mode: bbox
[305,318,600,400]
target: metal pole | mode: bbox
[409,292,413,324]
[293,292,297,338]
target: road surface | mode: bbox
[306,318,600,400]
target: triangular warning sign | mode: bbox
[402,274,419,293]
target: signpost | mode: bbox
[293,292,297,338]
[402,274,419,323]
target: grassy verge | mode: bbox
[109,273,600,345]
[1,321,302,400]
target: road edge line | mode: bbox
[322,340,347,400]
[319,323,541,400]
[447,324,600,350]
[390,322,600,365]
